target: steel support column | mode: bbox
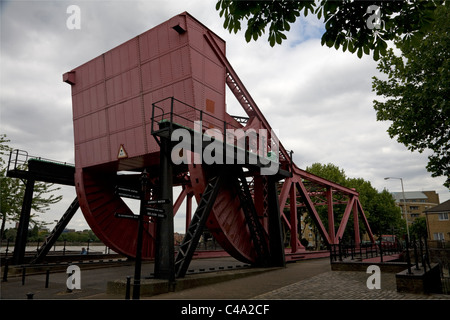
[154,136,175,282]
[327,187,336,244]
[253,175,267,230]
[267,177,286,267]
[353,199,361,245]
[185,192,193,233]
[289,182,299,253]
[12,176,35,265]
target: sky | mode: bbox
[1,0,449,234]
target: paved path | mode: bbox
[149,258,330,299]
[254,270,450,300]
[2,257,449,300]
[150,258,450,300]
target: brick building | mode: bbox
[424,199,450,245]
[391,191,440,228]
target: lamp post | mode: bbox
[384,177,410,242]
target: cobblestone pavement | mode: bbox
[254,271,450,300]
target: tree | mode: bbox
[409,216,427,238]
[0,134,62,239]
[366,189,405,236]
[216,0,440,60]
[372,4,450,188]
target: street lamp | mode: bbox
[384,177,410,241]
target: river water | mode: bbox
[0,245,115,255]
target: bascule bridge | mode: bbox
[7,12,375,278]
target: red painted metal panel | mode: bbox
[67,12,226,170]
[65,12,230,259]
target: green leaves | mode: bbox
[372,4,450,188]
[216,0,312,46]
[215,0,441,60]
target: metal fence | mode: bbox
[438,260,450,294]
[329,235,450,295]
[329,238,402,263]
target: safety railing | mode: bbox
[150,97,279,164]
[7,149,74,173]
[404,235,432,274]
[7,149,29,172]
[329,237,403,263]
[151,97,242,135]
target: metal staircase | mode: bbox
[32,197,80,264]
[174,172,224,278]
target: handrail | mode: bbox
[7,149,28,172]
[7,149,74,172]
[150,97,278,163]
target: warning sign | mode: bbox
[117,144,128,159]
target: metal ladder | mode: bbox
[174,172,224,278]
[32,197,80,263]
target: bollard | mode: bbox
[2,258,9,282]
[350,240,354,260]
[5,239,10,259]
[26,292,34,299]
[379,240,383,263]
[45,269,50,288]
[125,276,131,300]
[359,243,362,260]
[413,236,420,270]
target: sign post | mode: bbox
[145,207,166,218]
[115,186,141,200]
[132,169,149,300]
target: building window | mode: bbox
[433,233,445,241]
[438,213,449,221]
[410,213,419,218]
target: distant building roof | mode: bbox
[424,199,450,213]
[391,191,428,201]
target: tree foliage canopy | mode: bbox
[216,0,441,60]
[372,4,450,188]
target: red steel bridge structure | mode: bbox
[7,12,375,279]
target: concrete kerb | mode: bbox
[331,261,409,273]
[107,267,281,298]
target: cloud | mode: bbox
[1,1,448,234]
